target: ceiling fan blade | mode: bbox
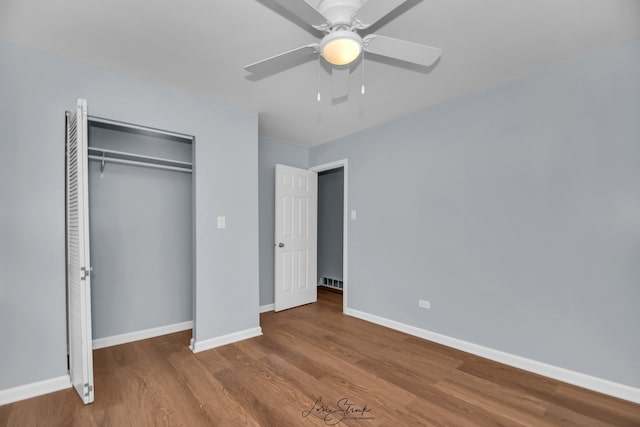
[352,0,407,29]
[272,0,328,29]
[363,34,442,67]
[245,43,319,74]
[331,67,350,99]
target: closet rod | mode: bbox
[88,147,192,167]
[88,155,192,174]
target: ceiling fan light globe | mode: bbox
[320,31,362,66]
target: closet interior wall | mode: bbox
[87,122,193,341]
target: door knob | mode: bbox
[278,242,285,248]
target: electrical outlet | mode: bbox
[418,299,430,309]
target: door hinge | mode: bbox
[84,383,93,397]
[80,267,91,280]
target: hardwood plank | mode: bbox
[215,346,324,426]
[551,383,640,426]
[193,346,235,376]
[268,317,370,366]
[93,360,187,426]
[325,332,457,382]
[403,396,484,427]
[544,403,617,427]
[0,388,95,427]
[253,332,333,379]
[213,368,292,426]
[261,351,426,426]
[457,356,561,397]
[355,356,523,426]
[259,353,367,414]
[442,368,550,416]
[402,335,478,365]
[433,379,556,426]
[459,356,640,425]
[168,352,261,426]
[2,287,638,426]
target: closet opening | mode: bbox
[66,99,197,404]
[86,117,195,350]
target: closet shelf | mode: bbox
[88,147,192,174]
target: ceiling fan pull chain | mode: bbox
[317,55,322,102]
[361,49,365,95]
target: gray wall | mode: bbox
[0,41,259,390]
[310,38,640,388]
[317,168,344,282]
[88,125,192,339]
[258,138,308,306]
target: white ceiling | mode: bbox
[2,0,640,147]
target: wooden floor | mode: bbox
[2,288,639,426]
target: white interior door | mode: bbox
[66,98,94,404]
[274,164,317,311]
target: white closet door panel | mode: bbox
[66,98,94,404]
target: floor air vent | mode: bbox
[319,277,343,290]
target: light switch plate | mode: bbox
[217,216,226,229]
[351,210,357,220]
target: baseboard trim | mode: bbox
[0,375,71,406]
[190,326,263,353]
[93,320,193,350]
[260,303,274,313]
[344,307,640,404]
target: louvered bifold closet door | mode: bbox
[66,98,94,404]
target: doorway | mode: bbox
[317,167,344,288]
[272,159,348,312]
[310,160,348,312]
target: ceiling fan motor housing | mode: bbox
[316,0,365,27]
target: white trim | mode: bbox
[88,115,195,141]
[310,159,348,172]
[344,308,640,404]
[0,375,71,405]
[310,159,348,313]
[92,320,193,349]
[190,327,263,353]
[260,304,275,313]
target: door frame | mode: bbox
[310,159,348,313]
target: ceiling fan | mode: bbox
[245,0,442,98]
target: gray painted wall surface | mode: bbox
[0,41,259,390]
[317,168,344,282]
[258,139,308,306]
[310,38,640,388]
[88,125,192,339]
